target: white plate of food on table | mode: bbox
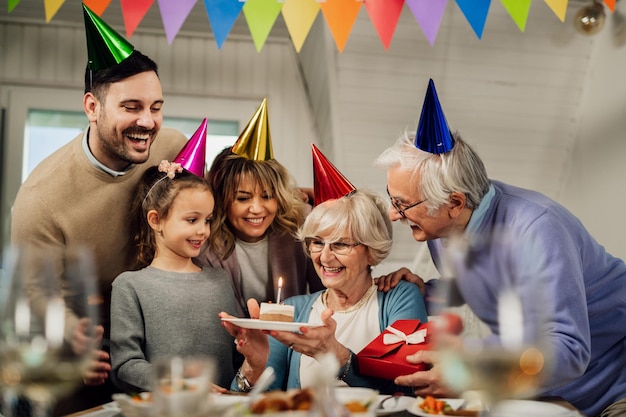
[407,396,479,416]
[375,394,416,415]
[221,318,322,332]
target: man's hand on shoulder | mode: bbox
[374,267,426,294]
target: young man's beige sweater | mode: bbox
[11,127,187,341]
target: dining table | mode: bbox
[63,394,585,417]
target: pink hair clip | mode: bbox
[158,160,183,179]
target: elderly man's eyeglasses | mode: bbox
[305,238,361,255]
[386,187,427,218]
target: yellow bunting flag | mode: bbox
[243,0,283,52]
[320,0,362,53]
[83,0,112,16]
[500,0,531,31]
[544,0,567,22]
[44,0,65,22]
[282,0,320,52]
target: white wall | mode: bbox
[562,13,626,261]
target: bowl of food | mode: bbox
[153,356,214,417]
[113,393,156,417]
[333,387,378,416]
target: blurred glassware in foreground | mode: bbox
[0,245,99,417]
[152,356,214,417]
[434,229,554,416]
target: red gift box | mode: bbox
[356,319,433,380]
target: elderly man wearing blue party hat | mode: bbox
[375,79,626,417]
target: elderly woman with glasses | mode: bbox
[220,189,428,393]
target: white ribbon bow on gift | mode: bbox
[383,325,428,345]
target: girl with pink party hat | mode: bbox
[109,121,239,393]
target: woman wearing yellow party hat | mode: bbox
[196,99,324,317]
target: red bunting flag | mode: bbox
[364,0,404,50]
[120,0,154,38]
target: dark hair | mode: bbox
[206,147,307,259]
[84,50,158,96]
[129,165,212,269]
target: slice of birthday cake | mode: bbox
[259,302,295,322]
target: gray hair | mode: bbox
[297,190,393,266]
[374,130,490,212]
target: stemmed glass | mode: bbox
[0,245,99,417]
[434,229,554,416]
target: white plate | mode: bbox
[491,400,574,416]
[407,397,466,416]
[221,318,322,332]
[375,395,416,416]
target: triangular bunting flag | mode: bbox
[83,0,112,16]
[243,0,283,52]
[203,0,244,50]
[8,0,22,12]
[158,0,197,44]
[320,0,362,53]
[501,0,531,32]
[282,0,320,53]
[120,0,154,38]
[455,0,491,39]
[406,0,447,46]
[44,0,65,22]
[364,0,404,50]
[544,0,567,22]
[604,0,616,12]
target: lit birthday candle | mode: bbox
[276,277,283,304]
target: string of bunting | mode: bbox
[7,0,617,52]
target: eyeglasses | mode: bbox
[305,238,361,255]
[386,187,427,218]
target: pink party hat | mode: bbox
[173,118,207,177]
[415,79,454,154]
[312,144,356,206]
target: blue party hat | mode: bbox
[415,79,454,154]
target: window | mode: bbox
[23,110,239,182]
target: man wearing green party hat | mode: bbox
[11,4,187,414]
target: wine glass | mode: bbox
[434,229,554,416]
[0,244,99,417]
[152,356,215,417]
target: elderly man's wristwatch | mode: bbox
[236,368,253,392]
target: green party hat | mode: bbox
[83,3,134,71]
